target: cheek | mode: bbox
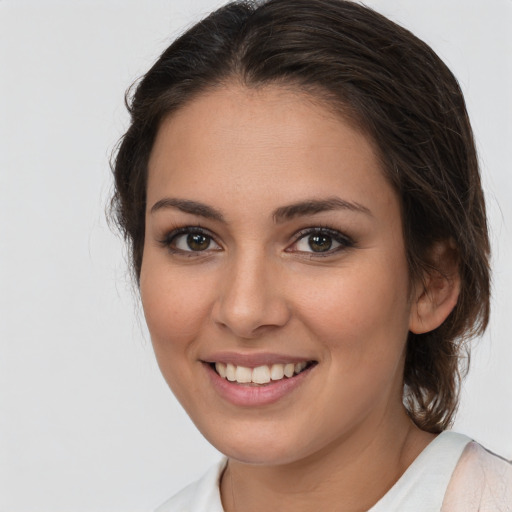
[139,261,218,410]
[139,260,214,356]
[297,257,412,365]
[292,266,412,435]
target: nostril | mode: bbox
[212,299,292,339]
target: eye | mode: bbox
[289,228,354,255]
[160,227,221,253]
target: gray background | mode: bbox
[1,1,511,510]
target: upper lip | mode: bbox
[202,352,316,368]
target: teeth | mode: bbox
[213,361,310,384]
[235,365,252,383]
[270,364,285,380]
[295,361,307,374]
[215,362,227,378]
[226,363,236,382]
[284,363,295,378]
[252,365,271,384]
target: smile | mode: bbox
[204,355,318,406]
[213,361,313,385]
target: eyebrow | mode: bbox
[150,198,225,221]
[149,196,371,223]
[272,197,372,223]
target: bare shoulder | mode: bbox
[442,441,512,512]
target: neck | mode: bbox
[220,409,435,512]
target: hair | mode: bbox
[110,0,490,433]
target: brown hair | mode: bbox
[111,0,490,433]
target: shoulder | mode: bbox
[442,441,512,512]
[155,459,227,512]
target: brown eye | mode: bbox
[289,227,354,255]
[161,228,221,253]
[308,234,333,252]
[186,233,211,251]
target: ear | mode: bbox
[409,239,461,334]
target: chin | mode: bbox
[209,417,348,468]
[201,421,309,466]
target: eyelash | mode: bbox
[158,226,221,256]
[288,227,355,256]
[158,225,355,256]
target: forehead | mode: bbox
[146,84,396,222]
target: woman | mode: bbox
[111,0,511,510]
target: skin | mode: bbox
[140,84,456,511]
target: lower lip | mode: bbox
[204,363,315,407]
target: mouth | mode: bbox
[209,360,317,386]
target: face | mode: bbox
[141,85,418,465]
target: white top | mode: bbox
[155,431,512,512]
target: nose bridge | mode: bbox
[214,245,289,338]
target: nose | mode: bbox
[212,250,291,339]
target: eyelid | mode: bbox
[157,224,354,256]
[286,226,355,255]
[158,226,222,253]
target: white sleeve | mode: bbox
[442,442,512,512]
